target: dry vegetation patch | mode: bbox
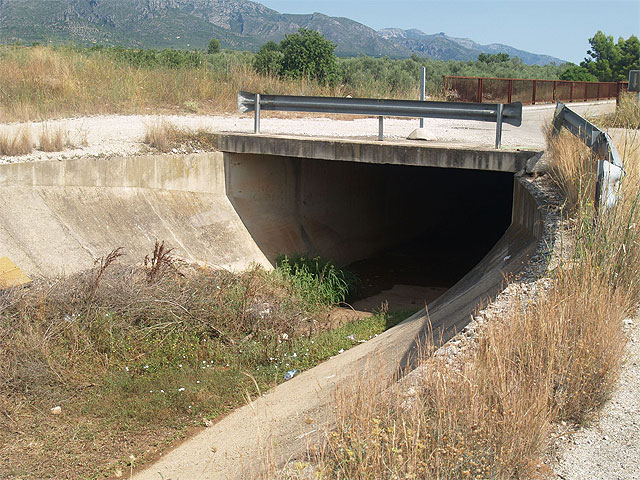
[0,245,405,479]
[143,119,218,153]
[591,92,640,130]
[0,125,33,156]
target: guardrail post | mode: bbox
[553,81,557,102]
[508,79,513,103]
[254,93,261,134]
[378,116,384,141]
[495,103,503,149]
[477,78,483,103]
[420,66,426,128]
[532,80,537,105]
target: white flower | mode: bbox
[178,387,185,392]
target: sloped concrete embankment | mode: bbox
[0,153,271,276]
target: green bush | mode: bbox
[280,28,339,85]
[560,64,598,81]
[252,40,284,76]
[252,29,339,85]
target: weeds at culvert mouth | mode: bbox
[0,247,405,479]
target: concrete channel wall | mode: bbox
[0,153,270,276]
[0,150,519,279]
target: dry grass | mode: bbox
[592,92,640,129]
[143,119,218,153]
[0,45,359,123]
[38,123,68,152]
[302,134,639,479]
[0,125,33,155]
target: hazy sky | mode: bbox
[259,0,640,64]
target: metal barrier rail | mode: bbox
[238,91,522,148]
[552,102,625,209]
[444,75,628,105]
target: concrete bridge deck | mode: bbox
[213,133,539,173]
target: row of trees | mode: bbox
[250,29,639,87]
[84,29,637,90]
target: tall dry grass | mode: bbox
[143,119,218,152]
[593,92,640,129]
[0,125,33,155]
[0,45,358,123]
[38,124,67,152]
[306,134,638,479]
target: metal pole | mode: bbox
[495,103,503,149]
[420,66,426,128]
[378,116,384,141]
[254,93,261,134]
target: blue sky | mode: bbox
[259,1,640,64]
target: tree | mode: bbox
[207,38,221,54]
[580,31,640,81]
[559,64,598,82]
[252,41,284,76]
[278,28,339,85]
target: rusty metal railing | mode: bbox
[444,76,628,106]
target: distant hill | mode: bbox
[379,29,564,66]
[0,0,566,65]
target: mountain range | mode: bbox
[0,0,565,65]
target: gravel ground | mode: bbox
[553,313,640,480]
[0,101,615,165]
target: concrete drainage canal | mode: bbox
[0,135,544,479]
[0,135,539,324]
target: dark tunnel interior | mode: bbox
[226,153,514,311]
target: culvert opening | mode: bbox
[226,153,514,313]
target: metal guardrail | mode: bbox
[238,91,522,148]
[552,102,625,209]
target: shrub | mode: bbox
[207,38,221,54]
[279,28,339,85]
